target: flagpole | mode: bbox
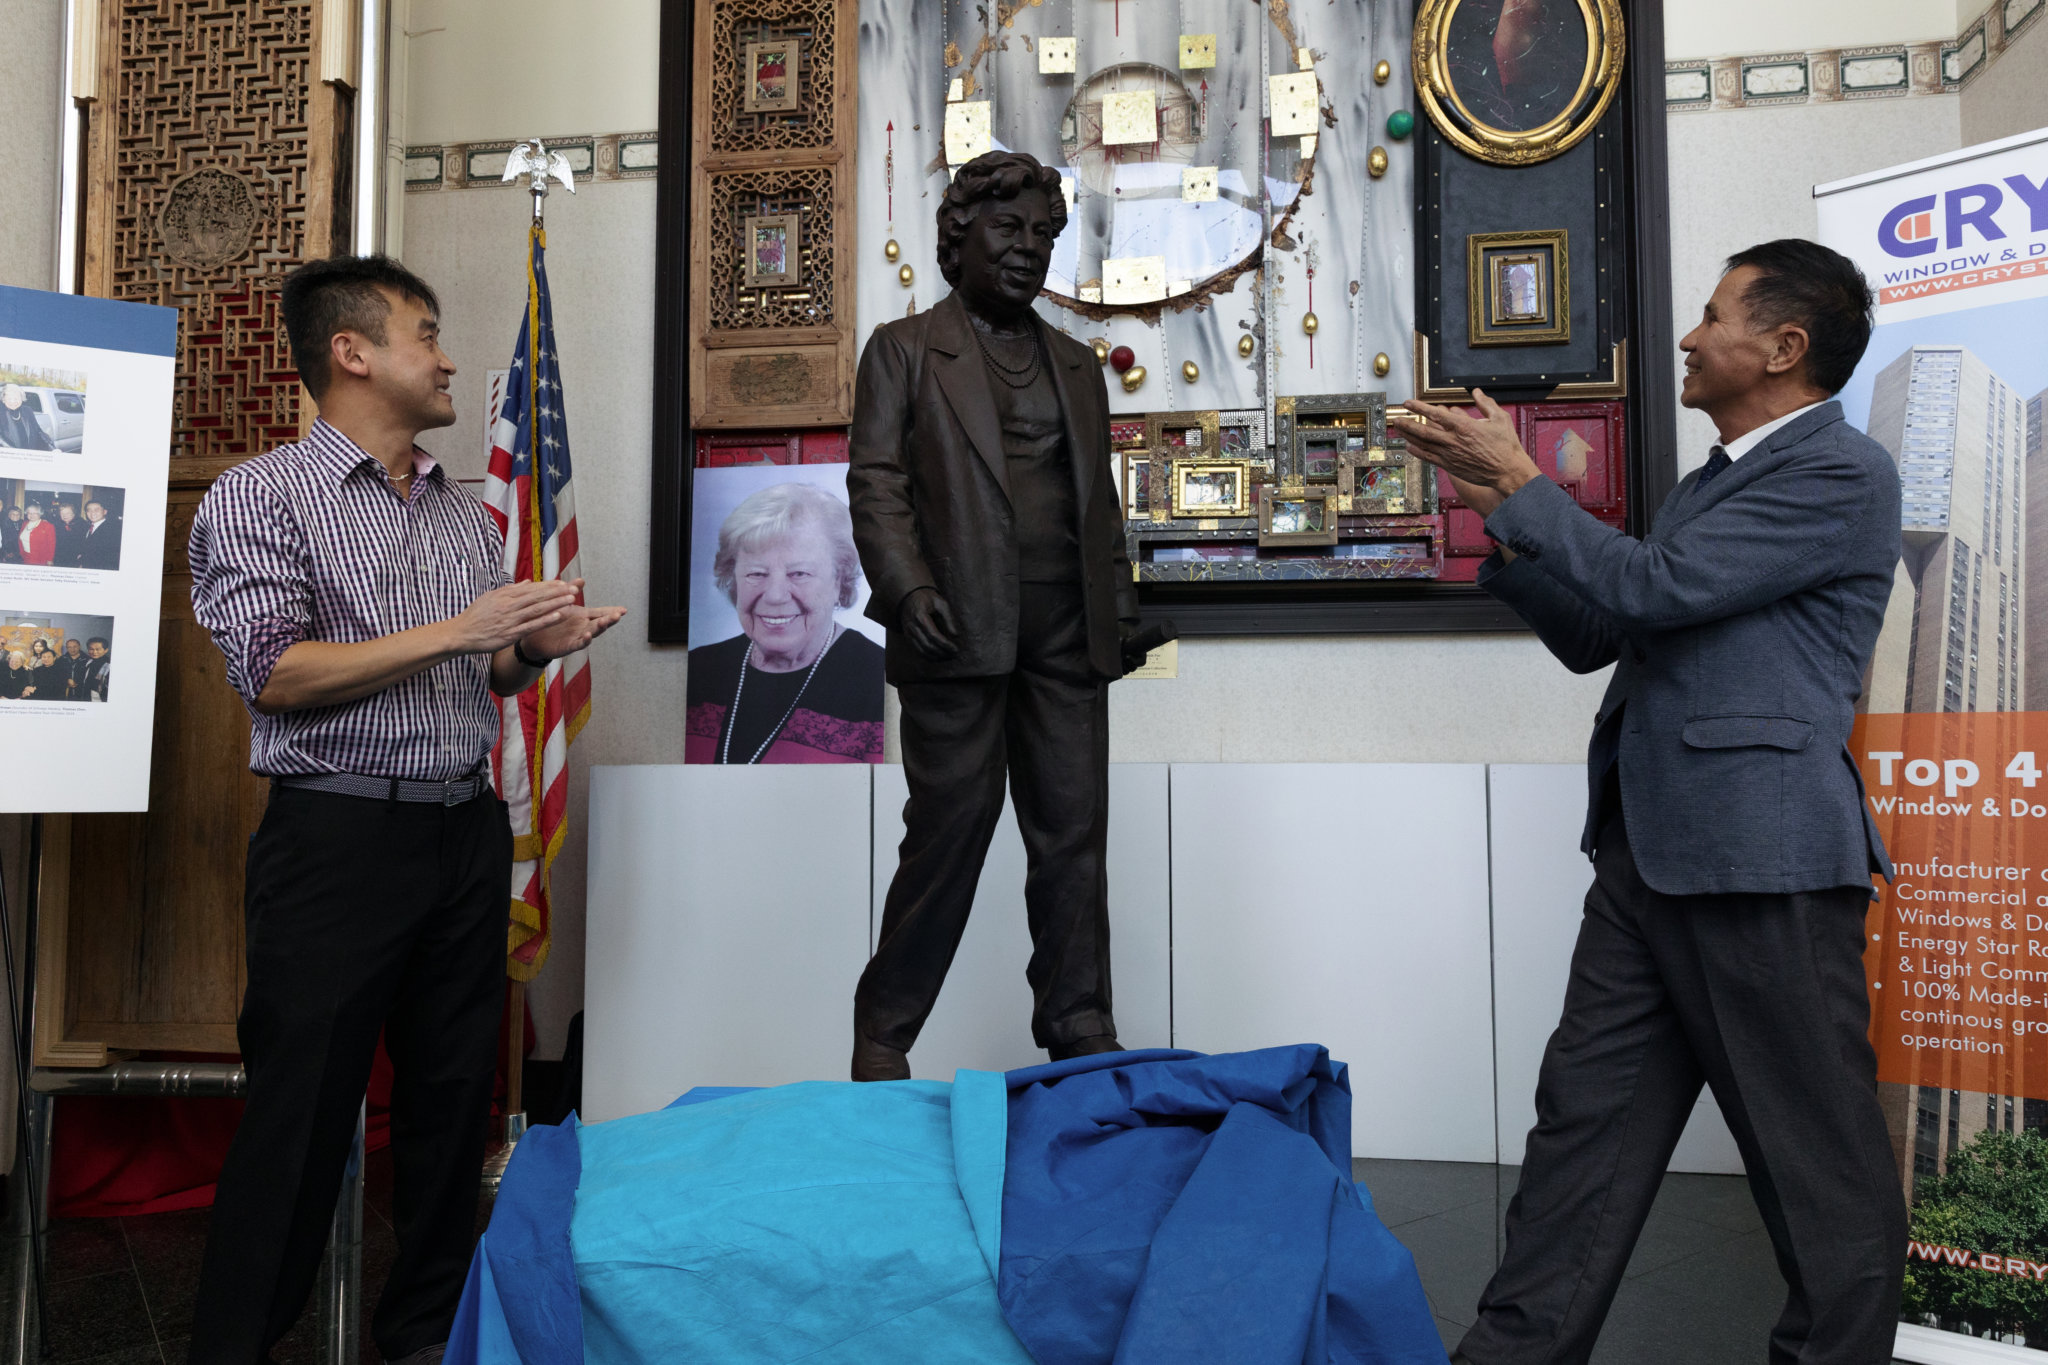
[485,138,575,1193]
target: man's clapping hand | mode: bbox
[517,578,627,662]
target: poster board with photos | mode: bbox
[0,286,174,813]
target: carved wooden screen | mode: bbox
[37,0,354,1065]
[689,0,859,427]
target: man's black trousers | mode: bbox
[188,785,511,1364]
[857,582,1115,1054]
[1458,809,1906,1365]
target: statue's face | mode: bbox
[955,187,1056,320]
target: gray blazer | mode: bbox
[1480,401,1901,896]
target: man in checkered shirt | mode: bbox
[185,255,624,1365]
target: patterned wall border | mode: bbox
[1666,0,2043,112]
[403,131,661,192]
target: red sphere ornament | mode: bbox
[1109,345,1136,373]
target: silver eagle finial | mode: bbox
[502,138,577,220]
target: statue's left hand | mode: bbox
[1118,620,1177,674]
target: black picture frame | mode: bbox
[648,0,695,643]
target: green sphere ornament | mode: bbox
[1386,108,1415,140]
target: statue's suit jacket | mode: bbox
[848,292,1138,685]
[1480,400,1902,896]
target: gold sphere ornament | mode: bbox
[884,239,901,262]
[1301,311,1320,337]
[898,264,914,286]
[1373,351,1391,378]
[1237,334,1256,358]
[1368,146,1389,179]
[1090,337,1110,365]
[1181,360,1199,383]
[1120,364,1147,393]
[1374,59,1392,85]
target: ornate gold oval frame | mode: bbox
[1411,0,1625,167]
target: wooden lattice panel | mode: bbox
[708,168,837,330]
[709,0,837,153]
[101,0,318,461]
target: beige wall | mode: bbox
[1665,96,1966,474]
[402,0,659,146]
[1666,0,1966,58]
[1960,9,2048,145]
[0,0,62,292]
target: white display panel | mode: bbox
[1167,763,1498,1162]
[583,764,873,1120]
[871,764,1172,1080]
[0,287,175,812]
[1487,764,1741,1175]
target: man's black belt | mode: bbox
[272,769,492,806]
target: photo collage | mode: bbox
[0,354,120,707]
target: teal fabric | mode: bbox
[950,1068,1009,1279]
[570,1079,1035,1365]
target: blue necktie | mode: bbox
[1697,445,1731,488]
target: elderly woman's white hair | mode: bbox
[712,482,862,610]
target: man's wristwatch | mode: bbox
[512,639,548,669]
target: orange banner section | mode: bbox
[1853,712,2048,1099]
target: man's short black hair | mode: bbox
[936,151,1069,288]
[1723,239,1874,395]
[281,255,441,400]
[86,637,106,649]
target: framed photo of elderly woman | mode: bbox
[684,464,886,764]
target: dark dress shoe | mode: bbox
[851,1035,911,1081]
[1048,1034,1124,1062]
[384,1346,446,1365]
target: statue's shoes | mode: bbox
[851,1034,911,1081]
[1048,1034,1124,1062]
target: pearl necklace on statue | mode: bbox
[972,315,1043,389]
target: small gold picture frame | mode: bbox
[741,212,800,288]
[742,38,801,114]
[1340,450,1432,516]
[1259,484,1339,546]
[1145,409,1221,460]
[1170,459,1252,519]
[1467,230,1569,347]
[1121,451,1152,520]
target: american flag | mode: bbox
[483,225,590,982]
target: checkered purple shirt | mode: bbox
[190,418,511,779]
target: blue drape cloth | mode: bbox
[444,1048,1440,1364]
[998,1045,1442,1364]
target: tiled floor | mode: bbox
[14,1155,1881,1363]
[1354,1158,1790,1362]
[10,1145,450,1365]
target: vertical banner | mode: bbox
[0,286,175,813]
[1818,127,2048,1353]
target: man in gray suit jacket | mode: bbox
[1394,239,1906,1365]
